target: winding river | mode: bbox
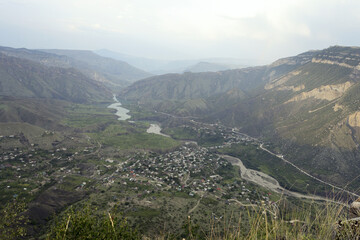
[108,95,169,137]
[107,95,131,121]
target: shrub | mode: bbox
[46,206,140,240]
[0,200,28,240]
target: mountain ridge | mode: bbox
[39,49,152,83]
[0,46,152,88]
[0,52,111,103]
[95,48,262,74]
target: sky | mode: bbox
[1,0,360,63]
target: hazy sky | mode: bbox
[1,0,360,62]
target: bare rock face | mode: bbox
[350,198,360,218]
[348,112,360,128]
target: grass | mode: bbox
[58,175,93,191]
[2,187,357,240]
[40,195,356,240]
[88,123,180,151]
[163,126,224,147]
[163,127,198,141]
[0,103,9,110]
[62,102,180,151]
[201,199,347,240]
[122,103,162,121]
[127,207,161,218]
[62,103,116,128]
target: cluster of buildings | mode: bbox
[118,145,230,195]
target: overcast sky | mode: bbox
[1,0,359,63]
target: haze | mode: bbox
[1,0,360,63]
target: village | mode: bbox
[0,122,273,209]
[103,122,272,206]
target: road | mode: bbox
[155,110,359,199]
[221,154,344,203]
[258,143,359,198]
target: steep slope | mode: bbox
[0,96,68,130]
[0,53,111,103]
[121,50,317,115]
[0,46,152,87]
[209,46,360,187]
[39,49,152,84]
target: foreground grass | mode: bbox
[3,197,359,239]
[45,198,358,239]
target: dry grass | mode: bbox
[171,197,353,240]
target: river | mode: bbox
[146,123,170,137]
[106,100,343,202]
[107,95,131,121]
[221,154,335,202]
[108,95,171,137]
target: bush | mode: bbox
[46,206,140,240]
[0,200,28,240]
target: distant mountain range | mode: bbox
[120,46,360,188]
[0,46,152,88]
[39,49,152,85]
[184,61,243,73]
[95,49,259,74]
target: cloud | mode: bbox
[0,0,360,60]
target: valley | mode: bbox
[1,94,341,238]
[2,45,360,239]
[0,101,285,237]
[121,46,360,192]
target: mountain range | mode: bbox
[2,44,360,190]
[95,49,253,74]
[0,46,152,88]
[0,52,110,103]
[120,46,360,189]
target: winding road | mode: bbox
[258,144,359,198]
[155,110,360,200]
[221,154,347,204]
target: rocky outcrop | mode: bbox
[348,112,360,128]
[333,103,344,112]
[312,58,360,70]
[350,198,360,218]
[265,70,302,90]
[277,84,305,92]
[286,81,353,103]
